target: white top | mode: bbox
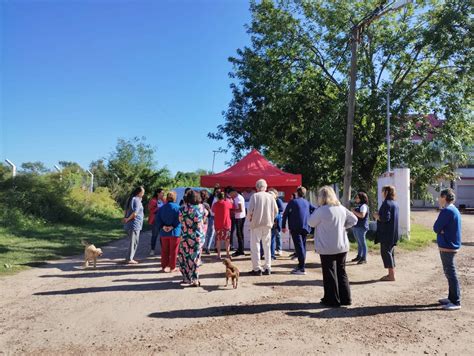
[359,204,368,216]
[234,194,246,219]
[247,191,278,229]
[308,205,358,255]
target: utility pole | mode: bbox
[54,164,62,181]
[86,169,94,193]
[387,90,391,172]
[341,0,412,207]
[212,149,223,173]
[342,26,359,207]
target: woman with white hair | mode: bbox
[308,186,358,307]
[247,179,278,276]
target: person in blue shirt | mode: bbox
[155,191,182,273]
[433,188,462,310]
[123,186,145,265]
[282,186,316,275]
[374,185,399,281]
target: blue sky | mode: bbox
[0,0,251,174]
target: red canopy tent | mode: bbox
[200,149,302,201]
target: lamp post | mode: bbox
[86,169,94,193]
[211,149,224,173]
[54,164,62,181]
[387,90,391,173]
[5,159,16,177]
[342,0,412,207]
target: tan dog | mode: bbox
[223,258,240,289]
[81,240,103,269]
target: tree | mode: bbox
[210,0,473,198]
[20,161,49,174]
[173,169,210,188]
[106,137,173,206]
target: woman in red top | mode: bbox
[212,192,234,259]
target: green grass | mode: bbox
[349,223,436,252]
[0,218,126,275]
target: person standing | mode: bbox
[308,186,357,307]
[373,185,399,282]
[247,179,278,276]
[155,192,181,272]
[433,188,462,310]
[212,192,234,259]
[268,188,284,257]
[351,191,370,264]
[230,188,246,257]
[177,190,207,287]
[149,189,165,256]
[204,186,221,254]
[123,186,145,265]
[282,186,315,275]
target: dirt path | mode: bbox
[0,211,473,355]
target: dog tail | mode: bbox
[81,239,91,247]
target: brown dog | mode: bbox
[81,240,103,269]
[223,258,240,289]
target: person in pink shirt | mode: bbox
[212,192,234,259]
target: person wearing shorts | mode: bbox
[212,192,233,259]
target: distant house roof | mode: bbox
[411,114,444,142]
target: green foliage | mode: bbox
[173,169,210,188]
[20,161,49,174]
[211,0,473,195]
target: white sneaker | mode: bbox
[443,303,461,311]
[438,298,450,305]
[149,250,155,256]
[275,250,282,256]
[291,268,307,275]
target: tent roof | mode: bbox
[200,149,302,188]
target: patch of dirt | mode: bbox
[0,211,473,355]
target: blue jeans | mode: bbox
[151,224,160,251]
[273,213,282,251]
[440,251,461,305]
[353,227,368,259]
[205,215,215,251]
[291,231,307,271]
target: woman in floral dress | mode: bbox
[178,190,208,286]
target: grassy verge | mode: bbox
[0,218,125,275]
[349,223,435,252]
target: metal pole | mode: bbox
[86,170,94,193]
[387,90,391,172]
[54,164,62,181]
[5,159,16,177]
[342,26,359,207]
[212,151,217,173]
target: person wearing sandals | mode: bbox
[351,192,370,264]
[308,186,357,307]
[155,192,181,273]
[433,188,462,311]
[212,192,234,259]
[123,186,145,265]
[177,190,208,287]
[373,185,399,282]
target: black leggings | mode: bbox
[380,242,396,268]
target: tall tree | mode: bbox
[20,161,49,174]
[211,0,473,197]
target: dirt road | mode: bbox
[0,211,472,355]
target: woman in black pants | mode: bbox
[374,185,399,281]
[308,186,358,307]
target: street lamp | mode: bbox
[54,164,62,181]
[86,169,94,193]
[5,159,16,177]
[211,149,224,173]
[342,0,412,207]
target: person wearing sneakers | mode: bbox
[282,186,315,275]
[351,191,370,264]
[247,179,278,276]
[433,188,462,311]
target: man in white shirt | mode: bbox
[230,189,246,257]
[247,179,278,275]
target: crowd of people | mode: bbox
[122,180,463,310]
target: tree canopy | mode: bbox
[210,0,473,196]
